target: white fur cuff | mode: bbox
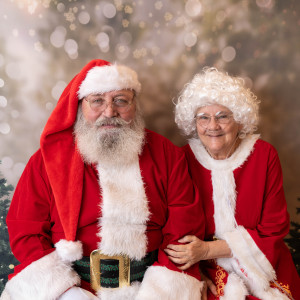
[223,226,275,291]
[4,250,80,300]
[136,266,204,300]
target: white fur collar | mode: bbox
[188,134,260,171]
[188,134,259,239]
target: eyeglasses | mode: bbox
[84,95,134,113]
[195,111,233,127]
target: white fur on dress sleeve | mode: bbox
[223,226,289,299]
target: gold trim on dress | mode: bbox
[215,264,226,297]
[270,280,293,300]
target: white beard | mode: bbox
[74,108,145,166]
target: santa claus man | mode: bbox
[1,59,205,300]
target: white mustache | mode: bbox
[94,117,131,127]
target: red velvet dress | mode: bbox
[184,136,300,300]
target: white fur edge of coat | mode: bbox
[136,266,204,300]
[97,281,141,300]
[2,250,80,300]
[220,273,248,300]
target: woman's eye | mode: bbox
[218,114,229,119]
[199,115,210,120]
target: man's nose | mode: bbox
[102,102,118,118]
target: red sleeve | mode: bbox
[6,151,55,277]
[246,147,289,268]
[155,146,204,280]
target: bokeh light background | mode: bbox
[0,0,299,221]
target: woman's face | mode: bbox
[196,104,242,160]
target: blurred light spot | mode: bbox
[57,3,65,12]
[0,123,10,134]
[139,22,146,29]
[64,9,76,23]
[51,81,67,101]
[46,102,54,110]
[164,12,173,21]
[69,52,78,59]
[70,24,76,31]
[1,157,13,169]
[9,264,14,269]
[133,48,148,59]
[0,79,4,88]
[120,32,132,45]
[97,32,110,51]
[0,96,7,107]
[34,42,43,52]
[222,46,236,62]
[256,0,273,8]
[5,63,22,80]
[184,32,197,47]
[12,29,19,37]
[216,10,226,22]
[0,54,4,67]
[116,44,130,60]
[103,3,116,18]
[155,1,163,10]
[13,163,25,177]
[185,0,202,17]
[78,11,90,24]
[28,29,36,37]
[11,110,20,118]
[124,5,133,14]
[147,59,154,66]
[50,26,67,48]
[122,19,129,27]
[64,39,78,56]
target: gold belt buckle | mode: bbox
[90,250,130,292]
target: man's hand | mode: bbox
[164,235,210,270]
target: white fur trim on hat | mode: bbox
[55,239,83,262]
[78,64,141,99]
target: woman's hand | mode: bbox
[165,235,232,270]
[164,235,210,270]
[200,270,217,300]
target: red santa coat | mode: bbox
[3,129,205,300]
[1,59,205,300]
[184,135,300,300]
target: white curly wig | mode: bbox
[174,67,260,138]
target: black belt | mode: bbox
[73,250,158,290]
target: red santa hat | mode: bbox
[40,59,141,245]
